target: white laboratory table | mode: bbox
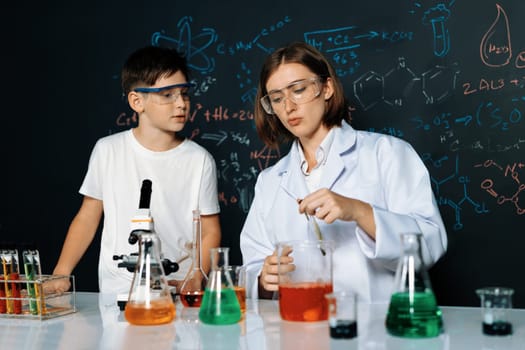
[0,292,523,350]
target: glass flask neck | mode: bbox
[139,232,163,265]
[210,247,230,271]
[206,247,235,293]
[394,232,432,293]
[191,210,206,274]
[134,230,169,289]
[400,232,423,256]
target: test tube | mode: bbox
[9,246,22,314]
[0,274,6,313]
[1,247,12,313]
[36,250,45,314]
[29,248,45,315]
[23,247,38,315]
[1,246,21,314]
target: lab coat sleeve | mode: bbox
[240,171,277,300]
[355,136,447,270]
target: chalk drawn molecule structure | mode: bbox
[478,160,525,215]
[353,57,460,110]
[424,154,488,231]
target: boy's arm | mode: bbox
[199,214,222,274]
[49,196,103,293]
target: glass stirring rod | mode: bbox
[297,199,326,256]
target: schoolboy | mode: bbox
[51,46,221,296]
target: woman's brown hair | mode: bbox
[254,41,351,148]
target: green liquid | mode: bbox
[386,291,443,338]
[23,262,38,315]
[199,288,241,325]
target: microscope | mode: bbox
[113,179,179,310]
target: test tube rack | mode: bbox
[0,274,76,320]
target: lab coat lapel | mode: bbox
[279,142,310,200]
[320,122,358,190]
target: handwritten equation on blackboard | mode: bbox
[111,2,524,230]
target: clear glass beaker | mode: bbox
[180,209,208,307]
[226,265,246,313]
[277,240,334,322]
[325,291,358,339]
[125,230,176,325]
[476,287,514,336]
[199,247,242,325]
[385,232,443,338]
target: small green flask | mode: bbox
[199,247,241,325]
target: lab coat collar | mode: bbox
[278,121,357,200]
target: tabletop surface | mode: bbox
[0,292,523,350]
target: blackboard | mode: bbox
[5,0,524,308]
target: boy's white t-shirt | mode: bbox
[79,129,220,295]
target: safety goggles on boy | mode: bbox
[260,77,323,114]
[134,83,194,104]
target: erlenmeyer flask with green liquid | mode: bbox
[385,232,443,338]
[199,247,241,325]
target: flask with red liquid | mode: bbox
[179,209,208,307]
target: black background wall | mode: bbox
[3,0,524,307]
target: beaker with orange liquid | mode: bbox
[227,265,246,313]
[277,240,334,322]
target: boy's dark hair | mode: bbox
[121,46,190,95]
[254,41,351,149]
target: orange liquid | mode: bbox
[234,286,246,313]
[124,299,176,325]
[180,291,204,307]
[10,273,22,314]
[35,283,46,315]
[279,282,333,322]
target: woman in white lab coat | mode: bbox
[239,42,447,303]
